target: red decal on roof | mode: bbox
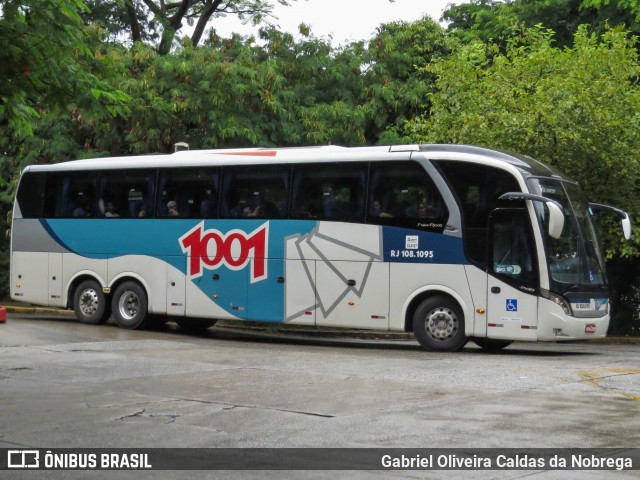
[219,151,277,157]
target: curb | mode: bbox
[2,304,75,316]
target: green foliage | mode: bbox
[0,0,132,171]
[1,0,88,138]
[82,0,300,54]
[362,16,450,143]
[0,0,132,298]
[100,29,366,152]
[407,25,640,259]
[582,0,640,23]
[443,0,640,47]
[92,18,448,152]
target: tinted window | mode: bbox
[158,168,219,219]
[16,172,46,218]
[44,172,98,218]
[100,170,156,218]
[490,209,538,287]
[435,161,521,266]
[292,163,366,222]
[221,165,289,219]
[368,161,448,232]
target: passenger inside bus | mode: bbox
[369,200,393,218]
[167,200,180,217]
[105,202,120,217]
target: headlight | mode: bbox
[541,289,573,316]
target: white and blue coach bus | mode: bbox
[10,144,632,351]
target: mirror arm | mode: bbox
[589,202,633,241]
[499,192,565,239]
[499,192,563,211]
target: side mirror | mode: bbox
[589,203,632,241]
[623,215,632,241]
[499,192,565,239]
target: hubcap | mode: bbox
[425,307,458,342]
[118,291,139,321]
[79,289,99,316]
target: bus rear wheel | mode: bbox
[111,281,148,329]
[412,296,467,352]
[73,280,110,324]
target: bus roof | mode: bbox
[21,144,566,179]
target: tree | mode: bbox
[443,0,640,47]
[407,26,640,260]
[362,16,450,144]
[83,0,300,55]
[0,0,131,299]
[85,26,368,153]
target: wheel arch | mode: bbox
[109,273,153,312]
[66,271,108,309]
[402,286,472,334]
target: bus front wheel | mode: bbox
[73,280,110,324]
[412,296,467,352]
[111,281,148,329]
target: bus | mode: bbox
[10,144,632,351]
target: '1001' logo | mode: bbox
[179,222,269,282]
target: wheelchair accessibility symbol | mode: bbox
[506,299,518,312]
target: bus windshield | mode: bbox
[529,178,607,289]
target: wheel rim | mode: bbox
[118,291,140,321]
[79,288,99,317]
[424,306,458,342]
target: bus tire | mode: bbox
[412,296,467,352]
[473,338,513,351]
[111,281,148,329]
[176,318,217,332]
[73,280,110,324]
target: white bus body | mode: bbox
[10,144,631,351]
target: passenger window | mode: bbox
[16,172,46,218]
[291,163,366,222]
[435,161,521,267]
[220,165,289,219]
[368,162,448,232]
[157,168,219,219]
[99,170,156,218]
[44,173,97,218]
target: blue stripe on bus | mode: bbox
[382,228,467,264]
[42,219,467,321]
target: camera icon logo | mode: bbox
[7,450,40,468]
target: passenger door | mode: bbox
[486,209,539,341]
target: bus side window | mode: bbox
[44,173,98,218]
[157,168,219,219]
[435,161,522,268]
[220,165,289,219]
[16,172,46,218]
[367,161,448,232]
[99,170,155,218]
[292,163,366,223]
